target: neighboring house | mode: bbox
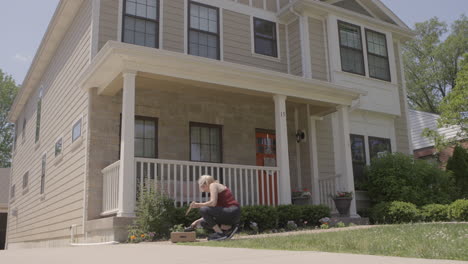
[7,0,413,248]
[410,109,467,164]
[0,168,10,250]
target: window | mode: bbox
[22,118,26,142]
[368,136,391,160]
[366,29,390,81]
[338,21,365,75]
[55,138,63,157]
[350,134,366,190]
[188,2,219,60]
[190,122,222,163]
[40,154,46,194]
[253,18,278,57]
[35,88,43,143]
[22,172,29,190]
[10,185,15,200]
[122,0,159,48]
[72,119,82,142]
[135,116,158,158]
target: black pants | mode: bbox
[199,206,241,229]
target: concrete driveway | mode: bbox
[0,243,466,264]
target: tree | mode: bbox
[0,69,19,167]
[403,15,468,114]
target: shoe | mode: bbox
[184,226,196,232]
[224,224,239,240]
[208,232,227,241]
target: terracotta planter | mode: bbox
[333,197,352,216]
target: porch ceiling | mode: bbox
[77,41,366,107]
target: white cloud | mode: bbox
[14,53,32,63]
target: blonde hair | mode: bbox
[198,175,217,186]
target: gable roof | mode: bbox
[409,110,462,150]
[320,0,410,30]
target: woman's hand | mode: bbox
[190,201,200,209]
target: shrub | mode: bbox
[370,201,420,224]
[366,153,455,206]
[448,199,468,221]
[446,145,468,199]
[240,205,278,231]
[300,205,330,226]
[421,204,450,222]
[276,205,302,227]
[131,188,176,240]
[173,205,200,227]
[336,221,346,228]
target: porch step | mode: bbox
[328,217,369,227]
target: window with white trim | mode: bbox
[366,29,390,81]
[122,0,159,48]
[338,21,365,75]
[188,1,220,60]
[368,136,391,160]
[55,138,63,157]
[22,172,29,190]
[190,122,222,163]
[40,154,46,194]
[72,119,82,142]
[253,17,278,57]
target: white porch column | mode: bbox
[274,95,292,205]
[117,71,136,217]
[335,106,358,217]
[307,113,321,205]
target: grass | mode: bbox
[186,223,468,261]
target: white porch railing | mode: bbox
[101,158,281,216]
[319,176,336,211]
[135,158,280,207]
[101,160,120,216]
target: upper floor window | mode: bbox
[10,184,15,200]
[23,172,29,190]
[123,0,159,48]
[72,119,82,142]
[35,88,43,143]
[338,21,365,75]
[366,29,390,81]
[188,2,219,60]
[22,118,26,143]
[190,122,222,163]
[253,18,278,57]
[55,137,63,157]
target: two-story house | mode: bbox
[6,0,414,248]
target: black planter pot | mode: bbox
[333,197,352,216]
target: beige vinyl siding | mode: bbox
[280,0,290,9]
[223,10,288,73]
[308,17,328,81]
[393,42,411,154]
[287,19,302,76]
[98,0,119,51]
[7,1,91,245]
[316,115,335,179]
[266,1,278,12]
[238,0,250,5]
[252,0,263,9]
[163,0,184,52]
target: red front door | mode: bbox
[256,130,278,205]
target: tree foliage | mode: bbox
[403,15,468,114]
[0,69,19,167]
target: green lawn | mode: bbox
[187,223,468,261]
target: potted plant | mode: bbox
[331,191,353,216]
[291,188,312,205]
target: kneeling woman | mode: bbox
[187,175,241,241]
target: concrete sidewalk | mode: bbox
[0,243,466,264]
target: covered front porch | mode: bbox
[78,41,366,220]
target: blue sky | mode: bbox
[0,0,467,84]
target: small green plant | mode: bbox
[320,223,329,229]
[336,221,346,228]
[448,199,468,221]
[348,223,356,227]
[286,221,298,231]
[170,224,185,233]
